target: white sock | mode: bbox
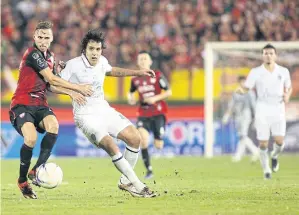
[234,138,246,161]
[271,143,284,159]
[112,152,145,191]
[259,148,271,174]
[243,137,259,157]
[120,145,139,184]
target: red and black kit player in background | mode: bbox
[9,21,93,199]
[128,51,172,179]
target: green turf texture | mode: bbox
[1,155,299,215]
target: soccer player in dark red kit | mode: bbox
[128,51,172,179]
[9,21,93,199]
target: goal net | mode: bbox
[204,41,299,158]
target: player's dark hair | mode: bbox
[139,50,149,55]
[35,21,53,31]
[262,44,276,53]
[81,29,106,53]
[238,75,246,82]
[138,50,152,59]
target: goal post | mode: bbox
[204,41,299,158]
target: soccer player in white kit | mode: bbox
[222,76,259,162]
[54,29,157,197]
[236,44,292,179]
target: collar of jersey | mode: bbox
[81,54,95,69]
[33,43,51,59]
[262,63,278,73]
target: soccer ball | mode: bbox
[36,163,63,189]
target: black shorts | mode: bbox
[136,115,166,140]
[9,104,56,136]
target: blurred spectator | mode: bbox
[1,0,299,85]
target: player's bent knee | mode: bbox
[23,135,37,147]
[258,140,268,149]
[46,123,59,134]
[273,136,284,145]
[99,136,120,156]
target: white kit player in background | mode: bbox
[236,44,292,179]
[53,29,157,197]
[222,76,259,163]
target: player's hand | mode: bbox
[77,84,93,96]
[144,97,156,105]
[70,91,87,106]
[56,61,66,73]
[138,69,156,78]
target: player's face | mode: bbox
[85,41,102,66]
[262,48,277,65]
[33,29,53,52]
[137,53,152,69]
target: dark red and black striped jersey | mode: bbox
[10,44,55,108]
[130,70,169,117]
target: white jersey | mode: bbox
[244,63,291,140]
[244,63,291,104]
[60,54,112,115]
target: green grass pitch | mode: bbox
[1,155,299,215]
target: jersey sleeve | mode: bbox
[129,79,137,93]
[26,50,48,73]
[244,69,256,90]
[60,61,72,81]
[158,73,170,90]
[284,68,292,89]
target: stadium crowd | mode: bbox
[2,0,299,78]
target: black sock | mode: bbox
[141,148,152,172]
[33,132,58,171]
[19,144,33,183]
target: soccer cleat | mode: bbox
[118,181,157,198]
[271,158,279,172]
[138,187,157,198]
[264,172,271,180]
[17,181,37,199]
[144,170,153,179]
[28,169,40,187]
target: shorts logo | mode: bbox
[49,108,52,112]
[137,121,143,127]
[90,134,97,142]
[160,127,165,135]
[19,113,25,118]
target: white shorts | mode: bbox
[74,106,132,145]
[255,102,286,141]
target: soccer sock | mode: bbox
[19,144,33,183]
[141,148,152,172]
[33,132,58,171]
[259,148,271,174]
[120,145,139,184]
[244,137,259,157]
[271,142,285,159]
[234,138,246,160]
[112,152,145,191]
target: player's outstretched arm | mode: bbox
[106,67,155,77]
[40,68,93,96]
[143,89,172,105]
[235,86,249,94]
[48,85,87,106]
